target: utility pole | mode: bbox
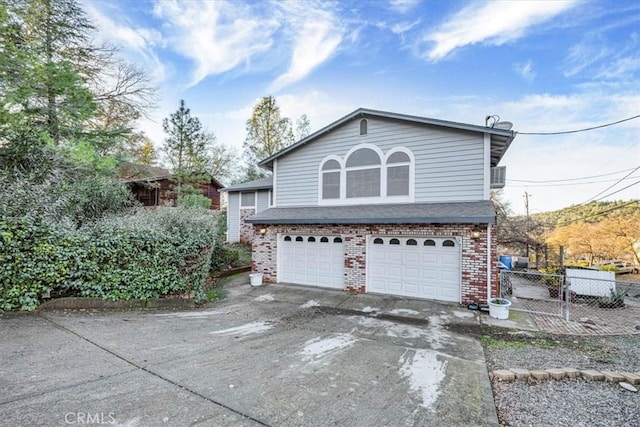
[524,192,531,259]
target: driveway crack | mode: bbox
[38,314,271,427]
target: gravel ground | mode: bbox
[481,332,640,427]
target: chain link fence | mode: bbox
[500,269,640,334]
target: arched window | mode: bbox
[406,239,417,246]
[320,237,329,243]
[284,236,292,242]
[333,237,343,243]
[443,240,456,247]
[318,146,413,204]
[386,151,411,196]
[389,238,400,245]
[359,119,368,135]
[424,239,436,246]
[346,148,381,198]
[295,236,304,242]
[373,238,384,244]
[321,159,341,200]
[308,236,316,242]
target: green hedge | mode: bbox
[0,208,218,311]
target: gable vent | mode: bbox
[490,166,506,189]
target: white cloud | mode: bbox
[153,0,279,86]
[494,92,640,214]
[84,3,166,83]
[391,20,421,35]
[389,0,421,14]
[424,0,578,61]
[515,59,536,81]
[270,4,343,91]
[564,38,613,77]
[595,56,640,80]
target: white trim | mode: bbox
[317,144,415,206]
[272,160,278,207]
[483,133,491,199]
[240,191,256,209]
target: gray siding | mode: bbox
[257,190,270,212]
[275,117,486,207]
[227,192,240,242]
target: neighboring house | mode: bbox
[221,108,515,304]
[119,162,223,210]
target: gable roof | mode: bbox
[245,200,496,225]
[117,162,224,188]
[259,108,516,170]
[219,175,273,192]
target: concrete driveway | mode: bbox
[1,281,498,426]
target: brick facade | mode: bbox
[239,209,256,244]
[251,223,498,304]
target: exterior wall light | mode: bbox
[259,227,268,236]
[471,225,482,239]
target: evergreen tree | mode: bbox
[241,96,309,181]
[162,100,235,198]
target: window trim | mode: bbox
[240,191,256,208]
[318,144,414,206]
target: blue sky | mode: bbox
[86,0,639,214]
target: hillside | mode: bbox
[531,200,639,226]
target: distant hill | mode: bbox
[531,200,639,227]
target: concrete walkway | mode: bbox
[1,280,515,426]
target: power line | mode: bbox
[508,175,640,188]
[590,179,640,202]
[582,165,640,204]
[557,200,639,226]
[518,114,640,135]
[508,167,637,183]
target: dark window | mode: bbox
[373,238,384,244]
[320,237,329,243]
[424,239,436,246]
[443,240,455,247]
[406,239,417,246]
[284,236,292,242]
[359,119,367,135]
[390,238,400,245]
[333,237,343,243]
[295,236,304,242]
[308,237,316,242]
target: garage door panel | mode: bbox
[279,235,344,289]
[367,236,461,302]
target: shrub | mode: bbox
[0,217,82,311]
[0,207,220,311]
[177,193,211,210]
[66,208,218,303]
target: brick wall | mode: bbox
[239,209,256,243]
[251,223,496,304]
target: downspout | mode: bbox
[487,223,492,301]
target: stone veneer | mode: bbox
[239,209,256,244]
[251,223,498,304]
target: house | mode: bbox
[118,162,223,210]
[221,108,515,304]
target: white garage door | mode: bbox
[279,235,345,289]
[367,236,461,302]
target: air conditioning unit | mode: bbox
[490,166,506,188]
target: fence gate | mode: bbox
[499,270,565,318]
